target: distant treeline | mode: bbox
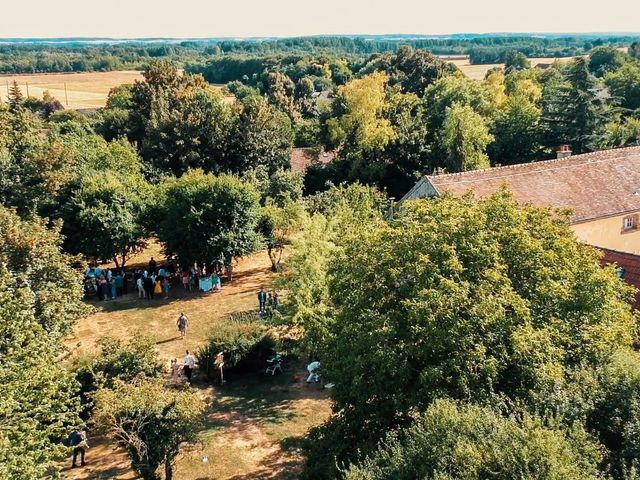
[1,35,639,74]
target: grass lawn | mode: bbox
[62,250,332,479]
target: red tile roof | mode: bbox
[290,147,336,172]
[426,146,640,223]
[599,247,640,308]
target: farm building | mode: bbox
[401,146,640,255]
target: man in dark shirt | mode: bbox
[68,427,88,468]
[258,286,267,313]
[143,275,154,300]
[149,257,157,274]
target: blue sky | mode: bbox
[4,0,640,38]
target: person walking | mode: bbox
[258,286,267,313]
[177,312,188,339]
[68,426,89,468]
[183,350,196,383]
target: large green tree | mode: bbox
[62,170,150,268]
[155,170,261,271]
[94,379,205,480]
[0,206,86,478]
[541,58,607,152]
[605,61,640,113]
[441,103,493,171]
[303,191,636,478]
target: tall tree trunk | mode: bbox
[164,460,173,480]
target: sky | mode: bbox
[3,0,640,38]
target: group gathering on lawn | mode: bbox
[83,256,225,301]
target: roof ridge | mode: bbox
[597,246,640,259]
[427,146,640,180]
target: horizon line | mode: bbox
[2,31,640,42]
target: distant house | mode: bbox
[290,147,336,172]
[401,146,640,255]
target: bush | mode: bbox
[73,333,164,415]
[590,350,640,475]
[344,399,601,480]
[196,312,276,381]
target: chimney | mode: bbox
[556,144,572,159]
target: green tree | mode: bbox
[441,103,493,171]
[605,61,640,113]
[141,87,232,176]
[156,170,261,273]
[304,192,635,477]
[280,183,386,357]
[62,171,150,268]
[630,42,640,60]
[503,50,531,72]
[326,72,395,152]
[345,399,601,480]
[8,80,24,111]
[94,379,205,480]
[258,200,305,271]
[489,94,542,164]
[589,46,628,77]
[0,206,86,479]
[0,206,88,337]
[226,94,294,174]
[541,58,607,152]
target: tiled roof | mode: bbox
[599,247,640,308]
[427,146,640,222]
[290,147,336,172]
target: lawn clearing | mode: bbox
[63,249,331,479]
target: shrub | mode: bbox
[73,333,164,415]
[344,399,601,480]
[197,312,275,381]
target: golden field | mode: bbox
[0,70,143,109]
[449,56,578,80]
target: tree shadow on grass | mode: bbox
[86,290,214,313]
[196,367,328,433]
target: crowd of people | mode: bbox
[83,256,228,302]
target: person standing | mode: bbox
[258,286,267,313]
[183,350,196,383]
[115,271,124,296]
[149,257,157,274]
[110,278,117,300]
[154,278,162,298]
[177,312,189,339]
[68,427,88,468]
[163,276,170,299]
[143,275,154,300]
[136,275,144,299]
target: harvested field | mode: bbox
[450,56,578,80]
[0,70,229,109]
[0,71,143,109]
